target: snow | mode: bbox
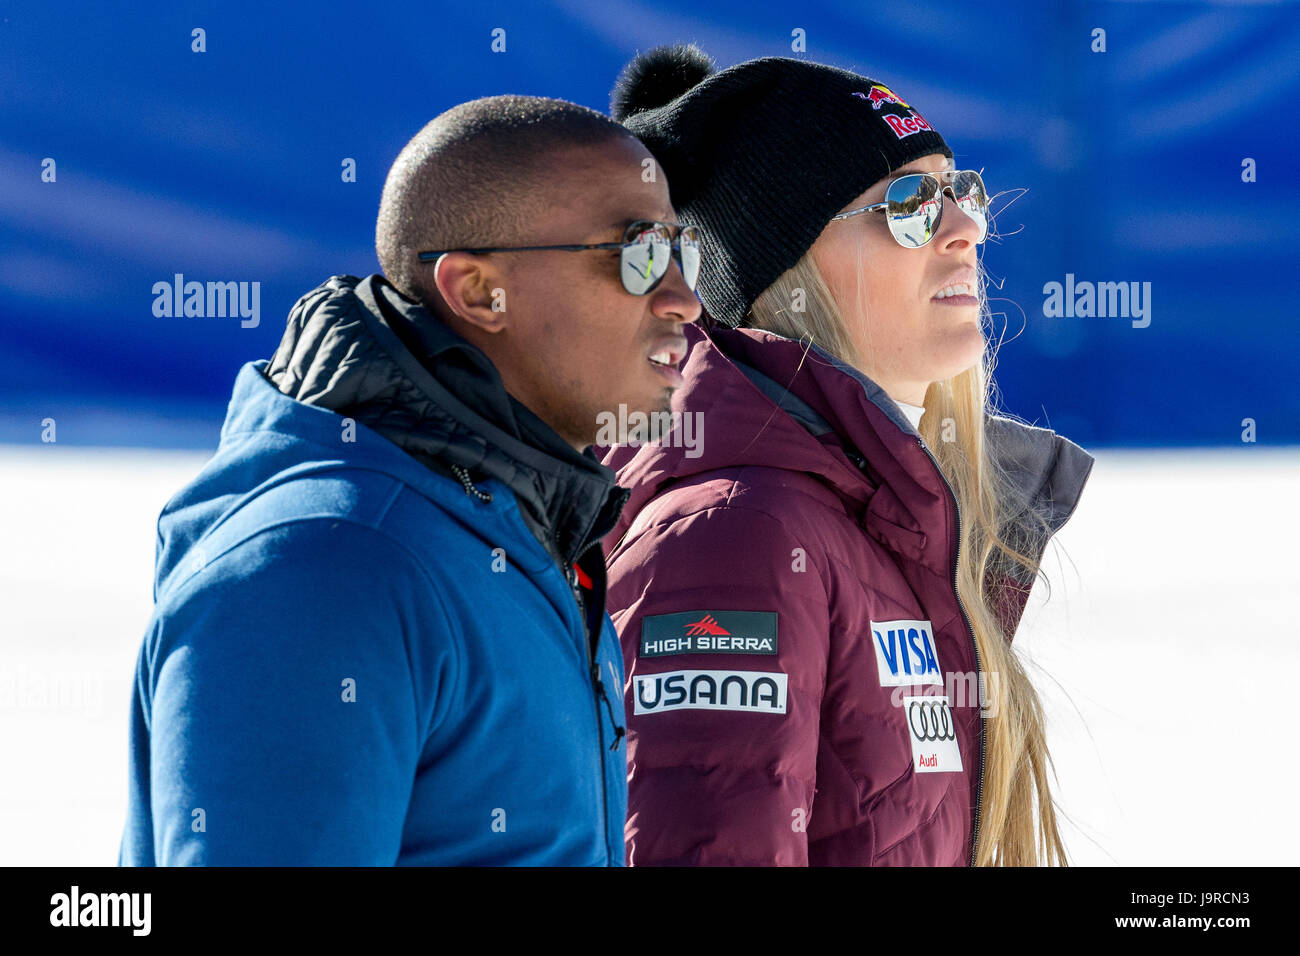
[1015,447,1300,865]
[1,443,1295,865]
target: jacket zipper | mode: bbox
[915,436,984,867]
[561,534,619,866]
[464,477,618,865]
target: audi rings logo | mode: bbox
[903,694,962,773]
[908,699,956,741]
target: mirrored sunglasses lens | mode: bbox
[953,171,989,242]
[621,226,671,294]
[680,226,702,290]
[887,174,941,248]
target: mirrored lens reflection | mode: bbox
[953,171,988,241]
[680,226,702,290]
[884,171,989,247]
[888,174,941,247]
[621,225,672,293]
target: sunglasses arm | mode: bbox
[829,201,889,222]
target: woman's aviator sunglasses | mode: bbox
[830,169,989,249]
[417,220,702,296]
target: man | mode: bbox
[118,95,702,865]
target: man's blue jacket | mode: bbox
[119,275,630,865]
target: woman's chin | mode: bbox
[925,338,988,383]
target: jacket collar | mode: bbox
[717,324,1093,565]
[713,324,1092,510]
[263,274,628,572]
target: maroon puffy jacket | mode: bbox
[600,324,1094,866]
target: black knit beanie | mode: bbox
[611,45,953,328]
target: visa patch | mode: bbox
[903,695,963,773]
[640,610,778,658]
[633,669,788,715]
[870,619,943,686]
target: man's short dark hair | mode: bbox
[376,95,637,308]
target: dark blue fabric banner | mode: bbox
[3,1,1297,446]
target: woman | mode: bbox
[600,46,1095,866]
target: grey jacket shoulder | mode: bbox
[986,413,1095,537]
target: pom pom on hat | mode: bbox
[610,43,716,121]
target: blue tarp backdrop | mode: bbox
[3,1,1298,447]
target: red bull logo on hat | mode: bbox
[883,109,934,140]
[852,85,935,140]
[854,84,911,111]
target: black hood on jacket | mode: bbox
[262,274,629,574]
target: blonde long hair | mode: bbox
[746,244,1067,867]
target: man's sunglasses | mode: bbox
[417,220,703,296]
[830,169,989,249]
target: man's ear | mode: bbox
[431,252,508,333]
